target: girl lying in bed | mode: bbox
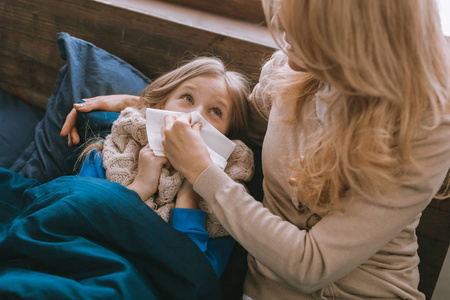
[77,56,254,277]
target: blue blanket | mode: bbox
[0,168,221,299]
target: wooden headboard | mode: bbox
[0,0,275,109]
[1,1,448,298]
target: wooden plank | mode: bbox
[0,29,63,96]
[417,206,450,299]
[162,0,266,24]
[429,197,450,212]
[0,0,276,107]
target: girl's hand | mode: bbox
[127,145,168,201]
[60,94,140,146]
[162,114,213,184]
[176,179,201,209]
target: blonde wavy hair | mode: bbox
[262,0,450,213]
[77,56,250,168]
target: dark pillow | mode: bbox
[0,90,45,169]
[9,32,150,183]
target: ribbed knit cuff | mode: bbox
[193,164,233,206]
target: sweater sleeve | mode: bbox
[247,60,274,146]
[79,150,106,179]
[170,208,234,277]
[193,118,450,293]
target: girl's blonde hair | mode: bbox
[138,56,250,139]
[262,0,450,213]
[77,56,250,170]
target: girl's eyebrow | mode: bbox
[180,83,197,91]
[182,82,231,110]
[213,96,231,110]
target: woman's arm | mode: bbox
[246,58,274,146]
[192,120,450,293]
[60,94,140,146]
[162,98,450,293]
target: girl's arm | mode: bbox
[127,145,168,200]
[175,179,200,209]
[172,179,235,277]
[79,145,167,201]
[79,149,106,179]
[170,208,235,277]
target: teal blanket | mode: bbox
[0,168,220,299]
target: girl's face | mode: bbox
[163,75,233,135]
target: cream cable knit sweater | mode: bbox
[102,107,254,238]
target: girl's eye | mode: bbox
[211,108,222,117]
[182,94,194,103]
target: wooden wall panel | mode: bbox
[417,205,450,298]
[162,0,266,24]
[0,0,275,107]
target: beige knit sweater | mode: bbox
[102,107,254,238]
[192,58,450,299]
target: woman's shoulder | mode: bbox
[413,110,450,143]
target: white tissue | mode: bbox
[145,108,236,169]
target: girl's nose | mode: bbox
[193,106,206,117]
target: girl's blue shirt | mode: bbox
[79,150,234,277]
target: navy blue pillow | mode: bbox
[10,32,150,183]
[0,91,45,169]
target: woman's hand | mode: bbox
[162,114,213,184]
[175,180,201,209]
[127,145,168,201]
[60,94,140,146]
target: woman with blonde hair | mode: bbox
[160,0,450,299]
[61,0,450,298]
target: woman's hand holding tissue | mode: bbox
[162,114,213,184]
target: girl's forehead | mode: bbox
[180,75,225,89]
[179,76,231,97]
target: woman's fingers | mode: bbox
[60,108,78,137]
[162,113,212,183]
[60,98,102,140]
[191,122,202,132]
[69,126,80,146]
[74,96,106,112]
[80,95,140,112]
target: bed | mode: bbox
[1,1,448,299]
[0,32,229,300]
